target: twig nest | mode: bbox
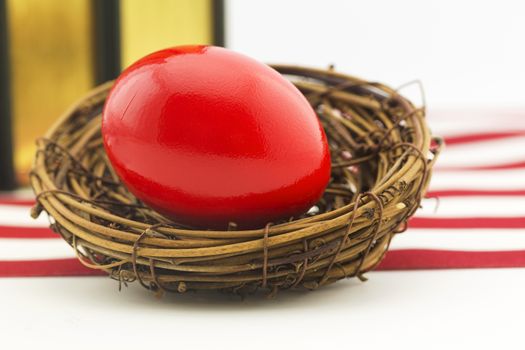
[30,65,441,296]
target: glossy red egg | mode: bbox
[102,45,331,229]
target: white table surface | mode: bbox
[2,268,524,349]
[3,110,524,349]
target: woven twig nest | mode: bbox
[30,65,441,296]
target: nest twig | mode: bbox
[30,65,442,296]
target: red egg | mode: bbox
[102,45,331,229]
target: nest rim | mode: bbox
[30,64,442,296]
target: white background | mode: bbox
[3,2,525,349]
[226,0,525,108]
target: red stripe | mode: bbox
[468,160,525,170]
[443,131,525,146]
[427,189,525,197]
[2,249,525,277]
[410,217,525,229]
[0,197,36,206]
[0,226,58,239]
[0,258,105,277]
[377,249,525,270]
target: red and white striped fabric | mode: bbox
[1,108,524,277]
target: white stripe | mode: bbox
[1,195,525,228]
[435,135,525,169]
[390,228,525,251]
[0,204,49,227]
[428,108,525,122]
[416,196,525,218]
[427,109,525,136]
[431,123,525,139]
[429,168,525,191]
[0,238,75,260]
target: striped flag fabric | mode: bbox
[1,109,524,277]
